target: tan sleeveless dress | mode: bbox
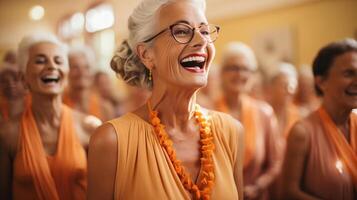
[108,110,240,199]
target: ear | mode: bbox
[314,76,326,93]
[136,43,155,70]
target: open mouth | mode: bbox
[41,74,60,85]
[180,55,206,73]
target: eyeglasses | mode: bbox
[143,23,220,44]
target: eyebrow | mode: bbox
[173,20,208,26]
[35,54,47,58]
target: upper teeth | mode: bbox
[181,56,205,63]
[43,75,59,79]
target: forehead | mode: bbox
[331,51,357,70]
[156,1,207,28]
[28,42,65,57]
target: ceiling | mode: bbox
[0,0,312,50]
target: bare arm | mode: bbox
[233,120,244,200]
[87,123,118,200]
[281,122,321,200]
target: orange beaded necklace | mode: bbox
[148,102,215,200]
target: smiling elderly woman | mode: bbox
[280,39,357,200]
[87,0,244,199]
[0,33,100,200]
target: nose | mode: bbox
[190,29,208,48]
[47,59,57,70]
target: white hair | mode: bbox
[111,0,206,88]
[222,42,258,71]
[17,33,68,73]
[68,45,96,70]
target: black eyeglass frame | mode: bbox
[143,23,220,44]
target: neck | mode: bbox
[271,98,291,116]
[31,93,62,126]
[69,87,90,106]
[150,84,198,131]
[322,100,351,126]
[223,90,242,112]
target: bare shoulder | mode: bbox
[254,99,275,118]
[287,120,311,149]
[0,117,21,157]
[89,123,118,154]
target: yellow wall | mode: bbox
[211,0,357,67]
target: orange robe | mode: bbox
[216,95,281,199]
[13,105,87,200]
[63,91,103,121]
[296,107,357,199]
[108,110,240,199]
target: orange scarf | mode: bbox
[16,104,87,200]
[216,95,260,168]
[318,107,357,184]
[63,91,103,120]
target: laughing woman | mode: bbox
[281,39,357,200]
[0,33,100,200]
[88,0,244,199]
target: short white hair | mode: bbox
[222,42,258,71]
[68,45,96,70]
[17,33,68,73]
[111,0,206,88]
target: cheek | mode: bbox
[155,39,182,75]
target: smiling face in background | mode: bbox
[148,0,215,89]
[25,42,68,96]
[318,51,357,110]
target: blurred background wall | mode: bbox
[0,0,356,71]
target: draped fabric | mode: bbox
[108,110,240,199]
[318,107,357,185]
[299,109,356,200]
[215,95,260,168]
[13,104,87,200]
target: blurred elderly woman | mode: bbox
[88,0,244,199]
[0,64,27,122]
[294,65,321,117]
[266,62,301,138]
[215,42,281,200]
[63,45,114,121]
[281,39,357,200]
[0,33,100,200]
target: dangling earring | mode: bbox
[149,69,152,81]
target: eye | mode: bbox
[35,56,46,64]
[54,56,64,65]
[173,26,192,37]
[343,69,356,77]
